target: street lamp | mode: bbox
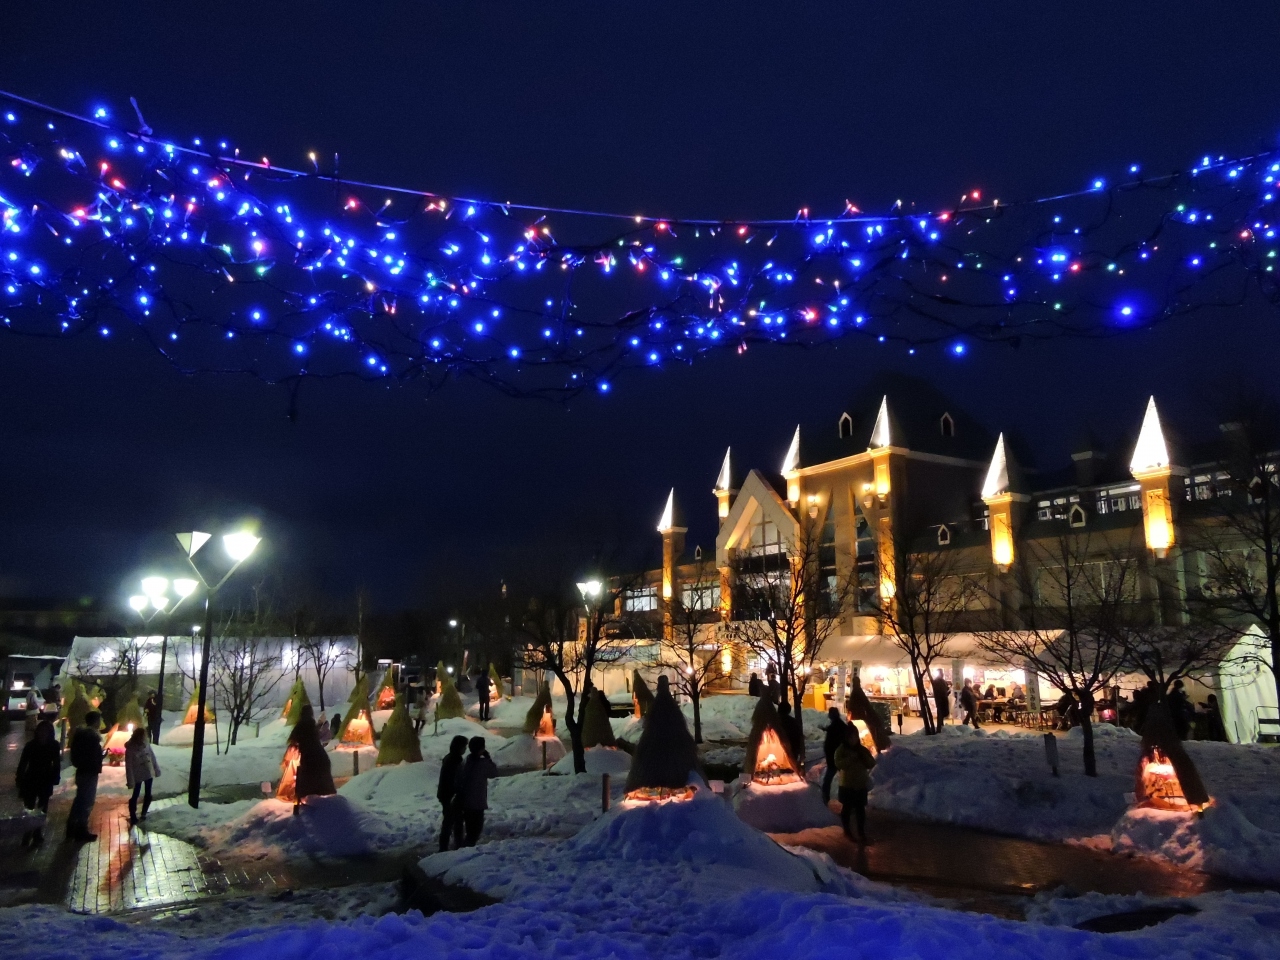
[178,528,261,808]
[127,575,201,744]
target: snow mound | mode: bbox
[149,795,375,859]
[1067,723,1140,740]
[1110,801,1280,884]
[567,782,819,889]
[549,745,631,776]
[734,779,839,833]
[693,716,744,741]
[492,733,565,771]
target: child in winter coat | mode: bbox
[124,726,162,824]
[834,730,876,844]
[15,719,60,846]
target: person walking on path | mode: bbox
[15,718,60,846]
[437,735,468,851]
[475,670,492,722]
[821,706,847,804]
[960,680,981,729]
[124,726,161,824]
[835,729,877,844]
[413,688,428,734]
[455,736,498,848]
[67,711,104,842]
[931,670,951,729]
[144,690,163,745]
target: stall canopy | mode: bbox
[1217,627,1278,744]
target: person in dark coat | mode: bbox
[15,719,60,846]
[747,673,763,698]
[144,690,163,744]
[288,706,336,802]
[437,735,468,851]
[765,663,780,704]
[1168,680,1193,740]
[331,712,343,738]
[67,711,104,842]
[455,736,498,847]
[777,700,805,770]
[835,729,877,843]
[959,680,980,729]
[1200,694,1229,742]
[475,670,492,722]
[931,670,951,729]
[820,706,847,804]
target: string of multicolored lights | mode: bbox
[1,90,1277,398]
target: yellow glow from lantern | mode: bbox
[720,647,733,674]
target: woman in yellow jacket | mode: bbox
[834,732,876,844]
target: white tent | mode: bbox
[1216,627,1278,744]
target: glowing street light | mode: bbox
[177,527,262,808]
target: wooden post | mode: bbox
[541,741,547,771]
[354,749,360,776]
[1043,733,1059,777]
[602,773,611,812]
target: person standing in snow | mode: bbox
[317,716,332,745]
[437,735,468,851]
[144,690,163,744]
[331,712,343,738]
[1168,680,1193,740]
[455,736,498,847]
[413,688,428,734]
[931,670,951,729]
[1200,694,1228,742]
[124,726,161,823]
[959,680,980,729]
[820,707,848,804]
[475,670,492,722]
[15,719,60,847]
[67,711,104,842]
[835,728,876,844]
[765,663,780,704]
[747,673,763,698]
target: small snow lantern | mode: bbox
[535,705,557,739]
[374,670,397,710]
[1134,698,1210,812]
[743,698,802,786]
[340,708,375,747]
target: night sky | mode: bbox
[3,3,1280,612]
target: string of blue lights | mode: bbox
[1,91,1277,398]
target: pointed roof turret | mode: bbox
[714,447,734,493]
[657,488,686,533]
[781,426,801,475]
[982,434,1011,499]
[1130,396,1171,474]
[869,395,892,449]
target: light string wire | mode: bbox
[1,88,1277,400]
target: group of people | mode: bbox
[435,735,498,850]
[15,710,162,846]
[819,707,877,844]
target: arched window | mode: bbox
[940,412,955,438]
[1069,503,1087,528]
[937,525,952,546]
[838,411,853,439]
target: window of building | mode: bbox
[680,581,719,612]
[940,412,955,437]
[817,507,839,614]
[1110,497,1128,512]
[1069,503,1087,527]
[937,525,952,546]
[838,412,853,438]
[624,585,658,613]
[854,502,878,612]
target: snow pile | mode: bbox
[492,733,566,771]
[144,761,621,861]
[869,726,1280,883]
[733,779,839,833]
[549,745,631,776]
[1109,801,1280,883]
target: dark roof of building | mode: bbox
[797,372,996,467]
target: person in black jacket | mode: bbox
[959,680,980,729]
[144,691,163,744]
[16,719,60,847]
[436,735,468,851]
[747,673,763,698]
[475,671,492,722]
[931,670,951,729]
[777,700,806,770]
[820,707,847,804]
[67,711,104,842]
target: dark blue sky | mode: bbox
[3,2,1280,609]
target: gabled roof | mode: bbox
[796,372,995,467]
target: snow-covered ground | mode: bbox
[6,787,1280,960]
[869,724,1280,883]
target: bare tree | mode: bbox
[1184,399,1280,705]
[977,531,1136,776]
[69,636,149,725]
[658,555,727,744]
[516,577,633,774]
[723,517,858,747]
[210,584,287,747]
[878,546,979,734]
[299,635,352,712]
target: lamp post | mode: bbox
[178,529,261,809]
[128,575,198,744]
[577,579,603,688]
